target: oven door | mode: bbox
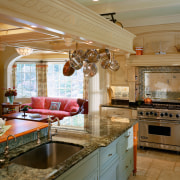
[139,119,180,146]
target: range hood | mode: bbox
[0,0,135,53]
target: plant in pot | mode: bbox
[21,105,32,117]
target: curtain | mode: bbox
[36,62,48,97]
[12,63,17,88]
[83,76,89,100]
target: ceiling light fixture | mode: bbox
[16,47,33,56]
[64,38,73,47]
[92,0,99,2]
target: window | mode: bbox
[16,63,37,98]
[47,63,83,98]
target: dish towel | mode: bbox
[0,125,11,136]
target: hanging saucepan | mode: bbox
[69,50,84,70]
[99,49,111,69]
[108,52,120,71]
[85,49,100,63]
[83,62,97,77]
[63,60,75,76]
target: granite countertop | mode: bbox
[101,103,137,109]
[0,114,137,180]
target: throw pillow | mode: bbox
[31,97,45,109]
[49,102,61,110]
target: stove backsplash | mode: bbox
[136,66,180,102]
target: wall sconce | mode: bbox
[16,47,33,56]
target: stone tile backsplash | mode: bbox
[137,66,180,101]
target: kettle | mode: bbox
[144,94,152,104]
[0,118,6,128]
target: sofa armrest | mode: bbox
[21,103,32,109]
[70,106,80,116]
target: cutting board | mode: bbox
[0,119,48,143]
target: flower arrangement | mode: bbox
[4,87,17,97]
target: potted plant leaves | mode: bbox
[21,105,32,117]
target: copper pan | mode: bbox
[63,60,75,76]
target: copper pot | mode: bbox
[63,60,75,76]
[144,94,152,104]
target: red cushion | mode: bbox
[28,109,70,120]
[31,97,45,109]
[44,97,68,110]
[64,99,79,112]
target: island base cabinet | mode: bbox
[117,153,134,180]
[100,157,119,180]
[56,150,99,180]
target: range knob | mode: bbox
[140,112,143,115]
[165,112,168,116]
[146,112,149,116]
[150,112,153,115]
[169,114,173,118]
[154,112,158,116]
[160,113,164,117]
[176,114,179,118]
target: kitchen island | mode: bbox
[0,114,137,180]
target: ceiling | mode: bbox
[75,0,180,27]
[0,0,180,54]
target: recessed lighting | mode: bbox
[92,0,99,1]
[30,25,37,28]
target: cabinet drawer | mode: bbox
[100,141,117,167]
[101,107,131,118]
[116,127,133,158]
[119,149,134,179]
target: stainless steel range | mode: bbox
[138,104,180,151]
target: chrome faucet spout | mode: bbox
[48,116,60,140]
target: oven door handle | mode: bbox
[139,120,180,125]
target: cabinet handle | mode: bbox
[126,149,128,152]
[125,135,130,138]
[108,153,112,156]
[125,132,131,138]
[126,165,128,168]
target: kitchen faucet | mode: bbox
[48,116,60,141]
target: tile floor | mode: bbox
[129,148,180,180]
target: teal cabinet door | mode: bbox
[56,150,99,180]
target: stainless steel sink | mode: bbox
[11,141,83,169]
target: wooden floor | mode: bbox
[129,148,180,180]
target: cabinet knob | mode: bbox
[108,153,112,156]
[126,149,128,152]
[126,165,128,168]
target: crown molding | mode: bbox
[0,0,135,54]
[127,54,180,66]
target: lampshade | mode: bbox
[16,47,33,56]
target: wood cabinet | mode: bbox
[110,56,128,86]
[101,107,137,119]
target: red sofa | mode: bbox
[21,97,87,120]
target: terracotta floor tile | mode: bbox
[174,162,180,172]
[128,175,150,180]
[158,170,180,180]
[137,156,152,170]
[132,148,180,180]
[150,159,175,170]
[145,167,161,179]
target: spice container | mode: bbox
[136,47,143,55]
